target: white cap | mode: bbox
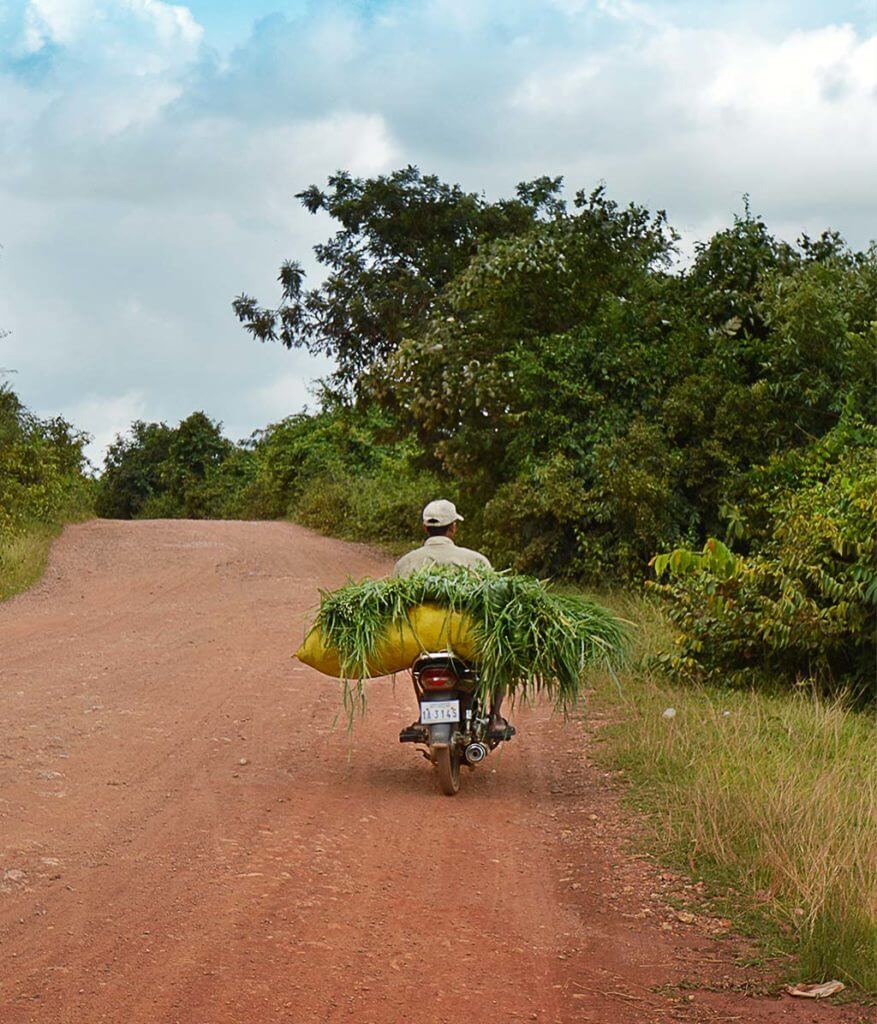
[422,499,464,527]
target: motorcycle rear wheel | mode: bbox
[434,745,460,796]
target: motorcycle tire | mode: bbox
[434,744,460,796]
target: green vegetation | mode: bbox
[95,411,234,520]
[651,420,876,702]
[0,383,93,600]
[102,168,874,698]
[309,565,628,714]
[0,526,55,601]
[94,404,440,546]
[589,595,876,992]
[233,167,565,389]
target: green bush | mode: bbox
[0,383,94,598]
[95,421,174,518]
[96,412,234,520]
[94,401,456,544]
[294,464,450,546]
[0,385,93,537]
[480,455,592,576]
[187,447,259,520]
[379,190,876,583]
[650,421,876,700]
[239,411,378,518]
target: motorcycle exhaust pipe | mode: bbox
[464,742,488,765]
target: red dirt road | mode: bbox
[0,521,867,1023]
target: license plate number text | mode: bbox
[420,700,460,724]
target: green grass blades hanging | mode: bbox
[309,566,630,715]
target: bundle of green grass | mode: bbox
[297,566,629,715]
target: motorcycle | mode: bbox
[398,652,515,795]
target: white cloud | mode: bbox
[22,0,95,50]
[251,372,315,425]
[134,0,202,47]
[23,0,202,54]
[0,100,396,467]
[652,24,877,210]
[1,0,875,463]
[58,388,149,466]
[12,0,204,153]
[508,21,877,222]
[549,0,658,23]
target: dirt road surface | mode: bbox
[0,521,867,1023]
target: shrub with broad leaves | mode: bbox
[649,421,876,701]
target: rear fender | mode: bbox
[428,723,454,747]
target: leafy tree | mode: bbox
[96,421,175,519]
[233,170,874,591]
[96,413,233,520]
[233,166,564,389]
[385,186,677,487]
[684,200,796,338]
[0,383,92,537]
[0,384,25,447]
[162,412,233,516]
[186,447,259,521]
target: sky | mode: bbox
[1,0,875,464]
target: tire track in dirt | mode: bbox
[0,520,865,1023]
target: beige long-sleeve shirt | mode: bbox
[392,536,492,577]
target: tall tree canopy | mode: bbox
[233,165,564,389]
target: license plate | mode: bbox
[420,700,460,724]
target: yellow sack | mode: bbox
[295,602,480,678]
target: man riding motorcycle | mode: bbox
[393,500,512,739]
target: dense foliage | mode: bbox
[0,381,93,596]
[96,411,235,520]
[650,420,876,701]
[0,383,92,538]
[94,405,440,547]
[101,168,875,695]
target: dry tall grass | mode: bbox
[590,594,877,993]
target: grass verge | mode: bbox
[0,520,85,598]
[588,592,877,995]
[0,525,63,601]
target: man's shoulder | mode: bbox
[393,542,491,576]
[392,547,424,576]
[454,546,492,568]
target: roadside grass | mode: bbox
[0,480,95,602]
[587,591,877,995]
[0,526,57,601]
[0,499,93,601]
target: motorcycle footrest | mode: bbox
[487,724,517,742]
[399,726,429,744]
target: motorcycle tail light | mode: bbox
[421,666,458,689]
